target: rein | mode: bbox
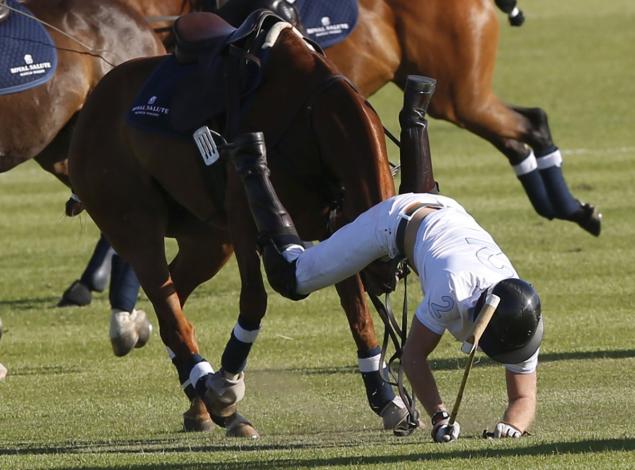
[366,262,421,435]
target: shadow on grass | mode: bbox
[265,349,635,376]
[1,437,632,469]
[6,364,83,376]
[0,296,65,311]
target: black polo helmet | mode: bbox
[475,278,543,364]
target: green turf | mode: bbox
[1,0,634,468]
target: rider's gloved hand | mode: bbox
[483,421,525,438]
[431,411,461,443]
[494,421,523,438]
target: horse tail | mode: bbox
[494,0,525,27]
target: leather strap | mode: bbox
[403,204,441,274]
[395,202,426,257]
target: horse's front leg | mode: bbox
[334,275,409,432]
[144,260,257,437]
[168,227,259,437]
[193,171,268,437]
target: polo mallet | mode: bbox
[449,293,501,426]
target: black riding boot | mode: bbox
[399,76,439,194]
[227,132,307,300]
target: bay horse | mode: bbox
[68,12,398,436]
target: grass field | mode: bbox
[1,0,634,468]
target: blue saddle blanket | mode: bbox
[0,0,57,96]
[294,0,358,49]
[128,55,198,137]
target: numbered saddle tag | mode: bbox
[193,126,220,166]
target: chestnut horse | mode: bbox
[69,13,397,436]
[1,0,403,434]
[208,0,601,235]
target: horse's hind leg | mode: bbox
[87,206,216,425]
[438,90,601,236]
[509,105,601,235]
[399,0,601,235]
[58,233,114,307]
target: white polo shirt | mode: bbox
[410,200,538,373]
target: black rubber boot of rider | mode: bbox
[399,76,439,194]
[227,132,307,300]
[227,132,302,252]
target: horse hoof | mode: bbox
[203,371,245,417]
[131,310,152,349]
[224,412,260,439]
[58,280,92,307]
[573,202,602,237]
[183,397,214,432]
[183,415,215,432]
[109,309,153,356]
[0,363,7,381]
[109,310,138,357]
[380,398,410,432]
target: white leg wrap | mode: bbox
[109,309,152,356]
[537,148,563,169]
[358,354,383,373]
[189,361,215,389]
[233,322,260,344]
[512,151,538,176]
[206,371,246,406]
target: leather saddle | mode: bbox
[169,10,287,136]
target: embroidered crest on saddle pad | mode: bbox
[0,0,57,96]
[292,0,358,49]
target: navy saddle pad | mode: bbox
[294,0,358,49]
[128,55,198,137]
[0,0,57,96]
[128,51,263,137]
